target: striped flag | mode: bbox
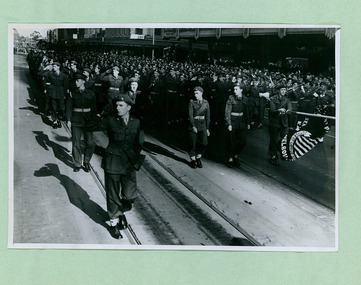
[280,115,329,161]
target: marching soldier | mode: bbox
[91,95,145,239]
[225,83,249,168]
[148,70,164,125]
[83,68,95,92]
[188,86,210,168]
[66,73,97,172]
[101,66,126,105]
[92,64,107,113]
[268,84,292,165]
[40,62,69,129]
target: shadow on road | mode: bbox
[143,141,189,165]
[34,163,109,230]
[33,131,74,169]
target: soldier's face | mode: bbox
[115,101,131,117]
[280,88,287,96]
[234,86,242,96]
[194,90,203,100]
[130,82,138,92]
[75,79,85,88]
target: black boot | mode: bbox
[83,162,91,172]
[118,215,128,230]
[190,160,197,169]
[109,225,123,239]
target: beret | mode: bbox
[193,86,204,93]
[74,72,86,81]
[129,77,138,83]
[83,68,91,74]
[112,94,133,106]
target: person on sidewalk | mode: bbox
[187,86,210,168]
[66,73,97,172]
[90,94,145,239]
[224,83,249,168]
[268,84,292,166]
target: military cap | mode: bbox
[278,83,287,89]
[193,86,204,93]
[129,77,138,83]
[320,81,328,87]
[53,62,61,67]
[70,60,78,66]
[74,73,87,81]
[112,66,120,71]
[83,68,92,74]
[113,94,133,106]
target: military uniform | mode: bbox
[101,70,126,105]
[92,70,106,113]
[148,73,165,125]
[268,90,292,164]
[225,92,249,166]
[66,77,97,172]
[40,64,69,127]
[188,97,211,166]
[92,95,144,238]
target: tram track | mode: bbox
[142,146,261,246]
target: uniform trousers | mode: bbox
[226,128,247,158]
[71,125,95,167]
[188,129,208,157]
[43,92,50,113]
[50,98,65,121]
[268,125,288,157]
[258,104,267,125]
[104,171,137,220]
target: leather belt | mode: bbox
[45,83,51,85]
[73,108,91,112]
[167,90,177,93]
[109,87,119,91]
[194,116,205,119]
[150,91,160,95]
[231,112,243,116]
[95,83,102,86]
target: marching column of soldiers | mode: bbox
[27,49,336,238]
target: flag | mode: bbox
[280,115,330,161]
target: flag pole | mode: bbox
[292,111,336,120]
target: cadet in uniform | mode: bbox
[66,73,97,172]
[268,84,292,165]
[225,83,249,168]
[93,95,144,239]
[225,83,248,168]
[40,62,69,129]
[188,86,210,168]
[101,66,126,106]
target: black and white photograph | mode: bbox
[9,24,339,250]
